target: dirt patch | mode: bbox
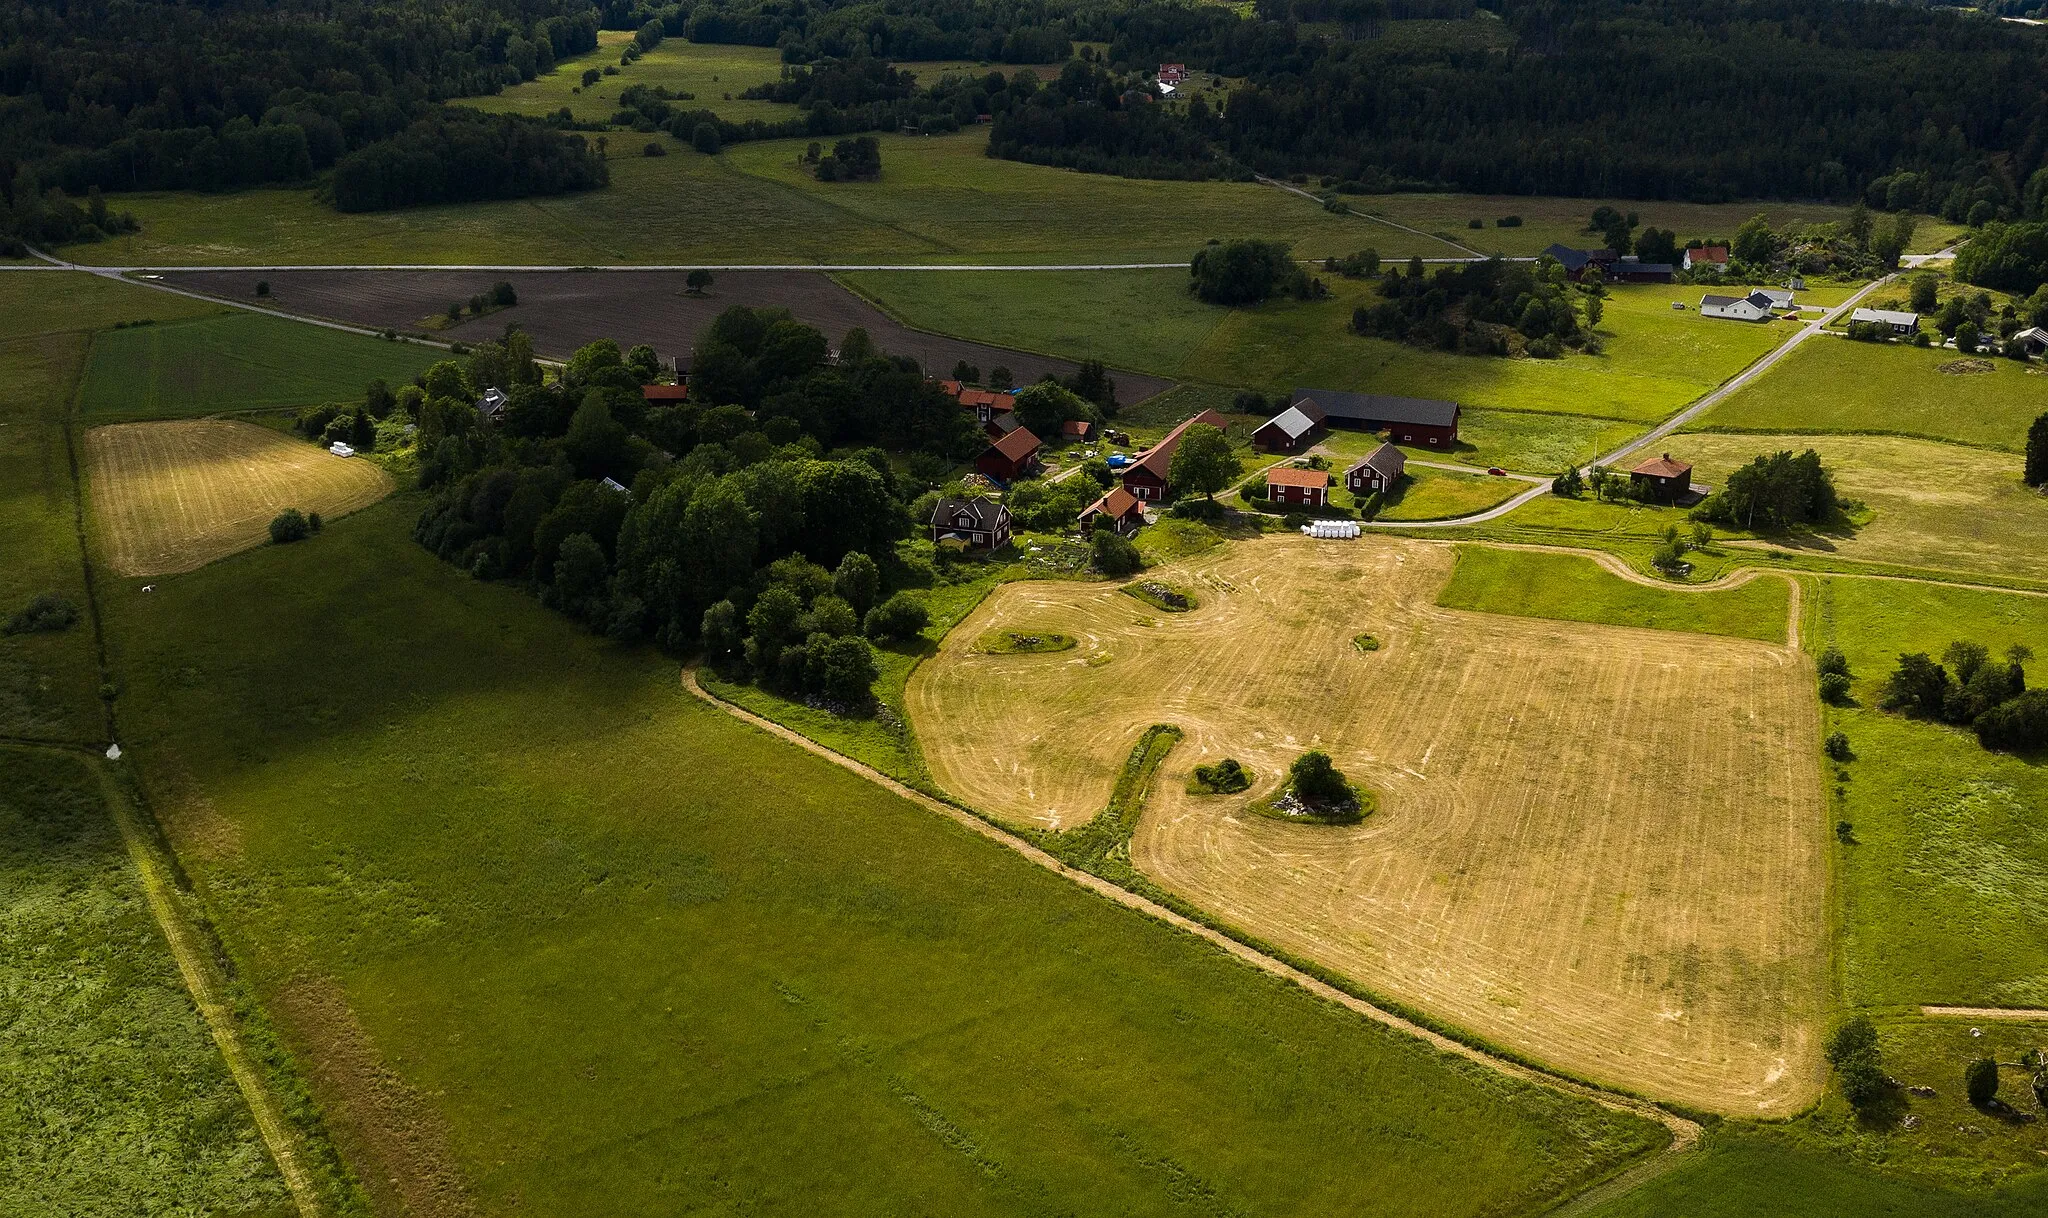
[273,976,478,1218]
[84,419,390,577]
[908,535,1828,1116]
[157,269,1176,402]
[1937,358,1996,375]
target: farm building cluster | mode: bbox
[927,387,1451,549]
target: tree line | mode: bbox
[987,0,2048,214]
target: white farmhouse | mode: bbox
[1699,292,1774,322]
[1849,307,1920,336]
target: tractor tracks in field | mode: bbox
[684,669,1705,1206]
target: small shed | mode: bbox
[1345,442,1406,496]
[328,442,356,457]
[1079,486,1146,536]
[600,476,630,495]
[975,426,1042,483]
[477,387,511,422]
[1063,419,1095,441]
[1629,453,1695,503]
[1265,465,1330,508]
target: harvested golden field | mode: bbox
[85,420,389,576]
[907,537,1827,1115]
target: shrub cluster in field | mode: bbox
[1879,640,2045,752]
[1351,253,1604,360]
[3,593,79,636]
[1250,750,1369,825]
[1188,757,1251,795]
[267,508,322,544]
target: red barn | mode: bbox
[1119,409,1230,502]
[1289,388,1460,448]
[976,425,1042,482]
[1251,401,1327,453]
[1345,442,1405,495]
[1265,465,1330,508]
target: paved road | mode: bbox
[1362,274,1900,530]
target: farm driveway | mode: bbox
[155,269,1176,401]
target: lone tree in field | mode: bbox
[686,269,714,295]
[1825,1015,1889,1114]
[1288,750,1352,806]
[2026,410,2048,487]
[1967,1057,2001,1107]
[268,509,311,544]
[1167,423,1240,501]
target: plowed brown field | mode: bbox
[86,420,390,576]
[906,536,1826,1116]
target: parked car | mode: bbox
[1486,467,1506,476]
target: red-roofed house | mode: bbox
[642,384,689,405]
[1629,452,1694,503]
[1120,409,1230,502]
[1079,486,1146,535]
[976,425,1042,482]
[1683,246,1729,272]
[1063,419,1095,441]
[1265,465,1331,508]
[958,388,1017,426]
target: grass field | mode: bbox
[84,419,391,576]
[1348,194,1962,259]
[1692,336,2048,451]
[100,497,1664,1215]
[1318,411,1644,475]
[1813,576,2048,1010]
[462,32,798,125]
[849,271,1799,424]
[0,274,222,743]
[908,535,1827,1115]
[0,745,290,1217]
[1588,1127,2048,1218]
[1669,432,2048,582]
[1438,546,1791,642]
[71,127,1402,267]
[1373,466,1526,520]
[78,312,443,421]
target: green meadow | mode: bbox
[1437,546,1791,643]
[1373,466,1525,521]
[1813,575,2048,1009]
[0,273,221,742]
[78,312,444,420]
[1351,193,1962,259]
[1323,411,1644,475]
[462,31,797,125]
[102,496,1664,1215]
[69,128,1397,267]
[0,746,291,1218]
[1672,432,2048,583]
[1693,336,2048,451]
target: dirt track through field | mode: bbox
[85,419,389,576]
[907,535,1828,1115]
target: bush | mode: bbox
[1826,1015,1889,1112]
[3,593,80,635]
[1091,527,1142,576]
[1191,758,1251,794]
[1975,689,2048,751]
[862,591,929,642]
[268,508,311,543]
[1467,218,1483,229]
[1497,215,1522,227]
[255,280,270,297]
[307,512,323,533]
[1820,672,1853,704]
[1824,730,1852,761]
[643,141,666,157]
[1966,1057,2000,1106]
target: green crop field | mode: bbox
[1348,193,1961,259]
[462,32,797,125]
[100,496,1663,1215]
[1320,410,1643,474]
[1813,575,2048,1009]
[1671,432,2048,582]
[68,128,1405,268]
[78,312,444,420]
[1693,337,2048,451]
[0,273,222,742]
[0,746,290,1217]
[1437,545,1791,642]
[849,272,1798,423]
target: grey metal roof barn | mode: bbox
[1290,388,1460,429]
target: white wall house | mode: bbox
[1699,292,1772,322]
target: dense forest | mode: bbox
[997,0,2048,216]
[0,0,607,237]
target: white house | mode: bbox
[1850,307,1920,336]
[2011,325,2048,354]
[1699,292,1773,322]
[1754,287,1796,310]
[328,442,356,457]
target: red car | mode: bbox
[1486,466,1506,476]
